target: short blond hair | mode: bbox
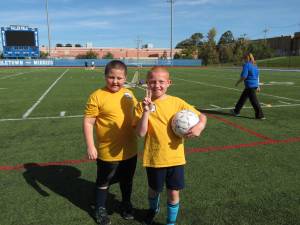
[147,66,169,80]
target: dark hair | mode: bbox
[104,60,127,76]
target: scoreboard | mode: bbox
[1,25,40,58]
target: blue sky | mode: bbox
[0,0,299,48]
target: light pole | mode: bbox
[136,36,142,66]
[167,0,175,60]
[45,0,51,57]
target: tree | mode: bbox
[191,33,204,47]
[198,28,219,65]
[218,45,234,63]
[217,31,235,63]
[39,51,49,59]
[232,37,249,65]
[102,52,114,59]
[218,30,234,46]
[248,41,274,60]
[56,43,63,47]
[74,44,82,47]
[75,50,98,59]
[175,32,204,49]
[65,43,72,47]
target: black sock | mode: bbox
[95,188,108,209]
[120,181,132,203]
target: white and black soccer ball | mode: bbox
[171,110,199,137]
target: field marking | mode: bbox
[60,111,66,117]
[185,136,300,154]
[0,72,25,80]
[173,77,300,102]
[22,69,69,119]
[210,104,221,109]
[206,114,274,140]
[278,100,291,105]
[1,103,300,122]
[0,70,37,80]
[0,114,83,122]
[201,103,300,111]
[1,136,299,171]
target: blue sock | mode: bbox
[149,194,160,212]
[167,202,179,225]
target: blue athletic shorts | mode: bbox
[146,165,184,192]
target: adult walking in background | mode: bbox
[231,53,265,119]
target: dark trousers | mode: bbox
[234,88,264,118]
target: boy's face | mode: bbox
[147,70,171,99]
[105,68,126,93]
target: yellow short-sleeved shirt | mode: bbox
[133,95,200,168]
[84,87,138,161]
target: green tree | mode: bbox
[248,41,274,60]
[39,51,49,59]
[102,52,114,59]
[218,30,235,46]
[199,28,219,65]
[218,45,234,63]
[75,50,98,59]
[232,37,249,65]
[56,43,63,47]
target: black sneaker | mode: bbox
[230,109,240,117]
[95,207,111,225]
[121,202,134,220]
[141,208,159,225]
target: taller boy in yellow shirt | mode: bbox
[83,60,138,225]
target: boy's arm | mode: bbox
[185,113,207,138]
[83,117,98,160]
[135,88,153,137]
[135,110,150,137]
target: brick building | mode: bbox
[40,46,181,59]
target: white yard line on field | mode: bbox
[0,72,25,80]
[0,114,82,122]
[1,103,300,122]
[22,69,69,119]
[210,104,221,109]
[278,100,291,105]
[201,103,300,111]
[173,77,300,102]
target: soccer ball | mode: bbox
[171,110,199,137]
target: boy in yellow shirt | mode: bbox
[134,66,207,225]
[83,60,138,225]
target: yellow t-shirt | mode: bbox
[133,95,200,168]
[84,87,138,161]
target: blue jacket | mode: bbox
[241,62,259,88]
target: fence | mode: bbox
[0,59,202,67]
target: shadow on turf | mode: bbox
[22,163,151,224]
[199,109,254,119]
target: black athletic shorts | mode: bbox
[146,165,184,192]
[96,155,137,187]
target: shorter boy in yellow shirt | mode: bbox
[83,60,138,225]
[134,66,207,225]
